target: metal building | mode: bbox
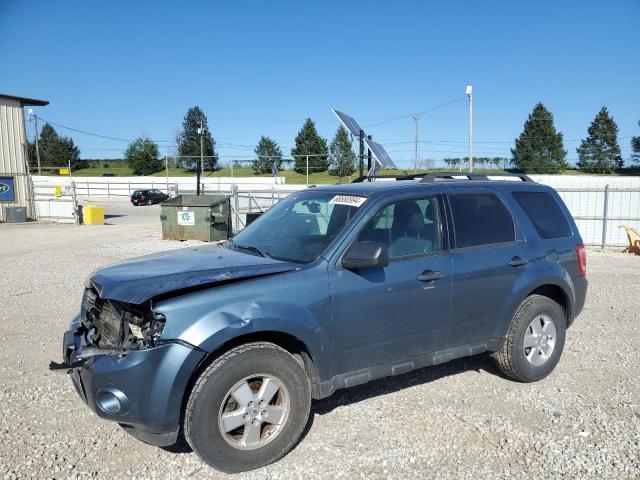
[0,93,49,221]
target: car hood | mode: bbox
[90,244,299,304]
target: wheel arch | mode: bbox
[179,330,321,435]
[493,276,576,342]
[527,284,571,323]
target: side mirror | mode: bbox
[342,241,389,270]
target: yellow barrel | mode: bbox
[83,205,105,225]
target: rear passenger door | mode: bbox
[446,189,527,347]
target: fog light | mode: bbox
[96,387,129,415]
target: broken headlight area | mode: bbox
[81,288,166,352]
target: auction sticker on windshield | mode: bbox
[177,211,195,226]
[329,195,367,207]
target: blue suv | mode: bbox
[58,173,587,472]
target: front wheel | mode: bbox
[493,294,566,382]
[184,342,311,473]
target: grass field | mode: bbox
[52,166,513,185]
[42,166,638,184]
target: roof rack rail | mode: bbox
[419,172,533,183]
[351,174,424,183]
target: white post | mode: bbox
[466,85,473,173]
[230,160,234,191]
[413,115,419,173]
[306,155,309,186]
[165,156,169,194]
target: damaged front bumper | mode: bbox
[59,315,206,446]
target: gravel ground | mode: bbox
[1,212,639,479]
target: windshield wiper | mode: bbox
[230,240,267,258]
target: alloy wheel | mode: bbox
[218,374,290,451]
[523,314,557,366]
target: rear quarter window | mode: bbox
[512,191,572,239]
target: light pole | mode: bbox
[197,118,204,195]
[413,115,419,173]
[28,109,41,175]
[465,85,473,173]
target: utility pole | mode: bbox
[367,135,372,172]
[197,117,203,195]
[29,110,41,175]
[358,129,364,178]
[165,156,169,195]
[413,115,419,173]
[466,85,473,172]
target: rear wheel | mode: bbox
[184,342,311,473]
[494,294,566,382]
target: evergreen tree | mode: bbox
[177,106,218,172]
[577,107,623,173]
[125,137,162,175]
[291,118,329,173]
[36,123,82,171]
[329,126,357,177]
[631,120,640,165]
[252,136,283,174]
[511,103,567,173]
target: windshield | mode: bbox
[230,190,366,263]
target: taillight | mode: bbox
[576,244,586,277]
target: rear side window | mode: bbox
[512,191,572,239]
[449,193,515,248]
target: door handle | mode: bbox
[417,270,442,282]
[508,256,528,267]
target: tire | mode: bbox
[493,294,566,382]
[146,199,153,206]
[184,342,311,473]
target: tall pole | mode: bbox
[197,118,203,195]
[466,85,473,173]
[358,129,364,178]
[32,113,41,175]
[165,156,169,194]
[413,115,419,173]
[367,135,372,172]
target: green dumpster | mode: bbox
[160,195,232,242]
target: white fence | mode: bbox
[30,174,640,247]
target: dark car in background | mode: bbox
[60,173,587,472]
[131,189,168,206]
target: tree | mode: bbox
[176,106,218,172]
[511,103,567,174]
[291,118,329,173]
[31,123,82,171]
[631,121,640,165]
[124,137,162,175]
[252,136,283,174]
[329,126,357,177]
[577,107,623,173]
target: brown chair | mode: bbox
[618,224,640,255]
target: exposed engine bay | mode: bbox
[81,288,166,352]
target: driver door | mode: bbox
[329,195,453,374]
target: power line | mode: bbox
[36,116,176,143]
[364,96,467,128]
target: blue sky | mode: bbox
[1,0,639,168]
